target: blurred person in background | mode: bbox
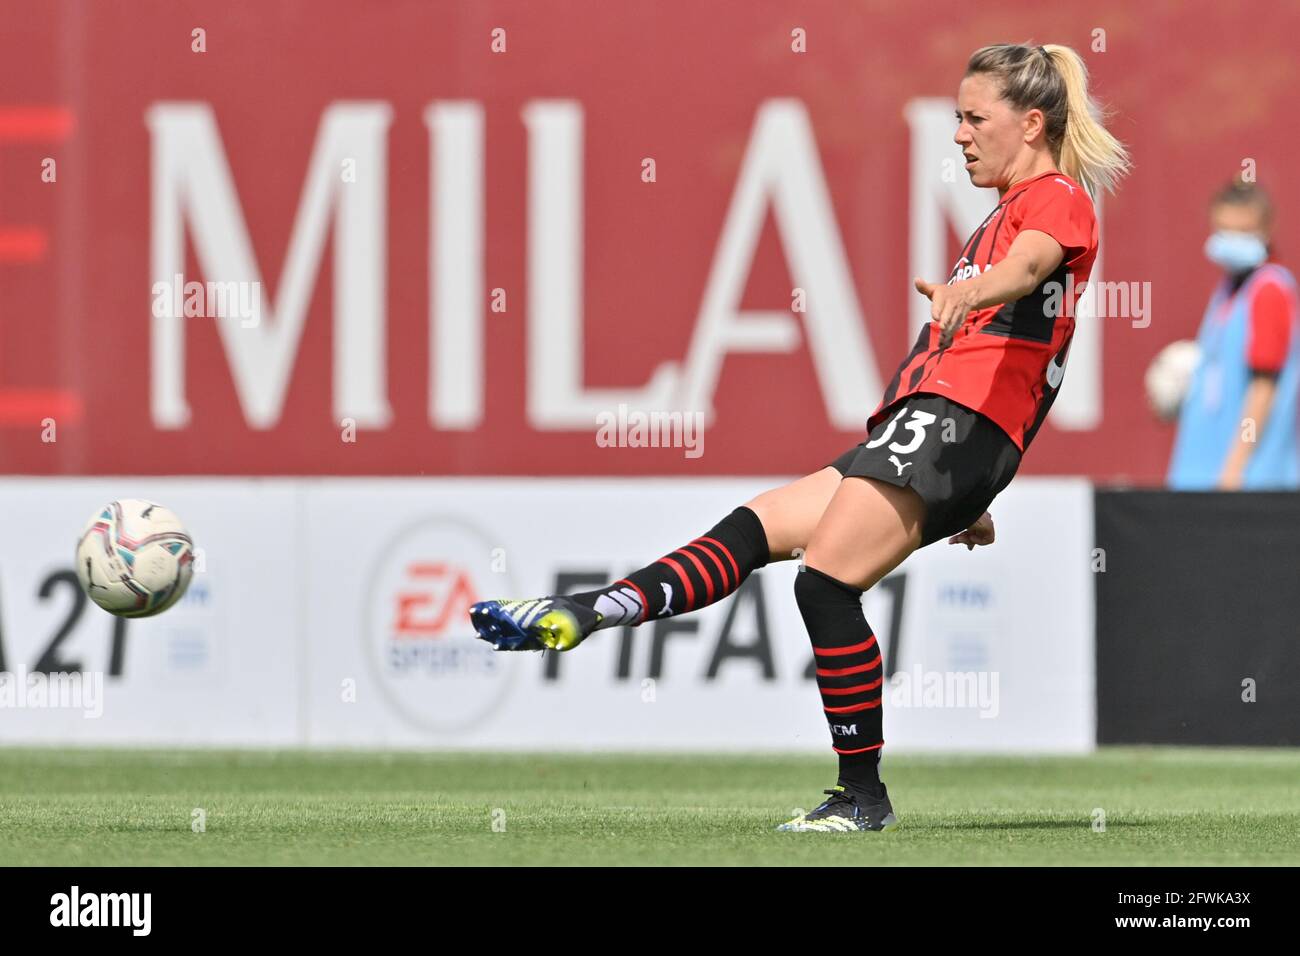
[1166,180,1300,490]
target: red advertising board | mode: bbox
[1,0,1296,482]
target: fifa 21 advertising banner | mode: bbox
[2,2,1295,483]
[0,478,1094,752]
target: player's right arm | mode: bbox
[914,229,1067,346]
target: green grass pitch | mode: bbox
[1,747,1297,865]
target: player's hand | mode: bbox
[914,276,978,347]
[948,511,995,550]
[1217,468,1244,491]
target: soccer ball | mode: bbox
[75,499,195,618]
[1144,339,1201,422]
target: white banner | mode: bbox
[0,479,300,745]
[0,478,1094,752]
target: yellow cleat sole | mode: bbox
[532,608,586,651]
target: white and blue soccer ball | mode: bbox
[1145,339,1201,422]
[74,499,195,618]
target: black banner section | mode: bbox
[1095,490,1300,745]
[0,866,1281,940]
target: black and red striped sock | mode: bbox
[569,506,770,628]
[794,566,885,780]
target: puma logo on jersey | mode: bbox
[1054,177,1076,195]
[658,582,674,616]
[888,455,913,476]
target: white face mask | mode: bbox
[1204,230,1268,273]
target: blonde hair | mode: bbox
[966,43,1131,197]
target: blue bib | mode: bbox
[1168,264,1300,490]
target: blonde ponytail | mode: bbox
[1041,44,1131,197]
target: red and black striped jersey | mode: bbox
[870,170,1099,450]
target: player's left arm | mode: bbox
[949,511,995,550]
[914,230,1066,346]
[1218,280,1292,489]
[1219,377,1278,490]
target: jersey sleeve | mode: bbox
[1246,278,1294,377]
[1012,177,1097,267]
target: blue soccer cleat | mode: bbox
[469,596,602,652]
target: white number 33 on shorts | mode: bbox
[865,408,937,455]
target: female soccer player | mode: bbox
[470,42,1130,832]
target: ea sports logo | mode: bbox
[364,517,518,733]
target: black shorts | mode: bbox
[826,392,1022,548]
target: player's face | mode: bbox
[954,74,1040,190]
[1210,202,1270,244]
